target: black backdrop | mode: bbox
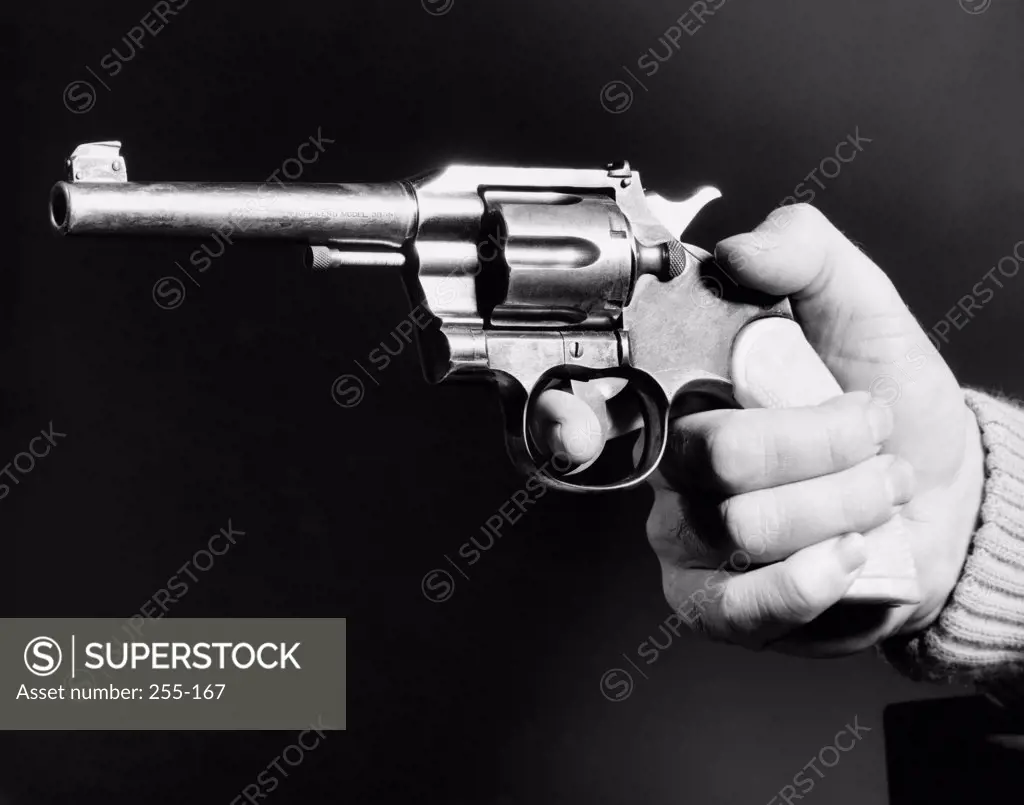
[5,1,1024,803]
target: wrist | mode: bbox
[884,389,1024,684]
[903,402,985,634]
[942,405,986,603]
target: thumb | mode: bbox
[715,205,962,472]
[731,317,842,409]
[715,204,932,393]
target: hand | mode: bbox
[533,204,985,656]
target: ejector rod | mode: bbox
[49,180,419,249]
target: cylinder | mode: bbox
[49,181,419,248]
[488,197,635,326]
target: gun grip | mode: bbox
[622,241,792,395]
[621,241,920,605]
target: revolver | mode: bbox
[49,141,788,489]
[49,141,918,602]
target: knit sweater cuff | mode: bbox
[882,389,1024,691]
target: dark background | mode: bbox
[5,0,1024,802]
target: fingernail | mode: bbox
[716,233,766,265]
[836,532,867,573]
[885,457,915,505]
[726,228,781,252]
[867,401,894,444]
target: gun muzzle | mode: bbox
[49,142,418,249]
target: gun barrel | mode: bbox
[49,181,418,248]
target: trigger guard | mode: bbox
[507,367,670,493]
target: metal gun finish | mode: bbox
[50,141,790,492]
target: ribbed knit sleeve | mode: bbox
[882,390,1024,704]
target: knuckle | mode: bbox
[720,492,778,554]
[714,584,741,639]
[850,404,879,454]
[765,203,833,247]
[759,426,787,481]
[717,581,757,643]
[845,396,877,447]
[706,420,763,491]
[819,410,857,469]
[777,568,818,623]
[816,395,875,469]
[774,202,824,228]
[838,458,892,525]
